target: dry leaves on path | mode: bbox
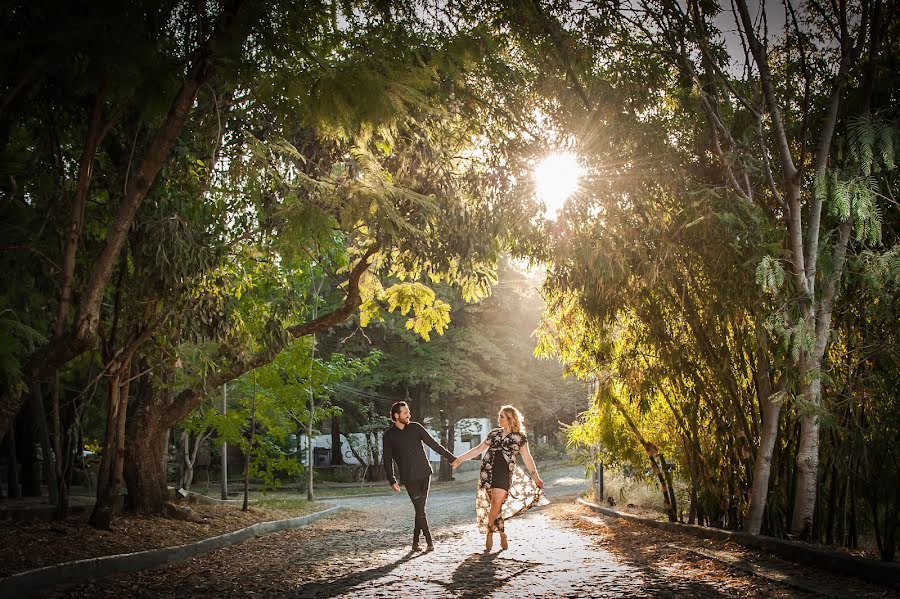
[555,502,897,598]
[0,501,330,578]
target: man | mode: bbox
[383,400,457,552]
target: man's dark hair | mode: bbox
[390,401,408,421]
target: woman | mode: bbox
[452,405,548,551]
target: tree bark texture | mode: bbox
[123,402,170,514]
[745,391,782,534]
[90,359,131,529]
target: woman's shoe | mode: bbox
[485,531,493,551]
[500,532,508,550]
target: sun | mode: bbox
[534,152,584,218]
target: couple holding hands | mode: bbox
[382,402,548,552]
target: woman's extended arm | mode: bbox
[519,442,544,489]
[452,439,490,468]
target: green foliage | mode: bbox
[567,389,647,472]
[0,307,47,394]
[821,118,897,245]
[860,245,900,294]
[200,338,379,490]
[756,256,786,296]
[848,115,895,175]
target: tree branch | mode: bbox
[804,0,869,293]
[164,245,379,429]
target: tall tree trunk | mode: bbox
[746,391,782,534]
[243,391,256,512]
[17,397,41,497]
[4,429,19,498]
[90,358,131,529]
[790,369,823,539]
[848,473,858,549]
[179,429,207,491]
[438,418,455,482]
[825,452,841,545]
[30,383,59,506]
[685,437,699,525]
[329,418,345,465]
[123,370,172,514]
[123,427,169,513]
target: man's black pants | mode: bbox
[405,476,432,545]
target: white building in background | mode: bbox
[300,417,493,467]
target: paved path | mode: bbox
[53,466,896,598]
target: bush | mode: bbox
[529,442,567,461]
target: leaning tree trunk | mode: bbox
[655,451,678,523]
[118,249,378,509]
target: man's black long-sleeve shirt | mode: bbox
[383,422,456,486]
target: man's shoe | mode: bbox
[425,542,434,552]
[411,543,421,552]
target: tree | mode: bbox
[2,1,541,522]
[612,0,896,539]
[482,0,897,540]
[0,0,255,437]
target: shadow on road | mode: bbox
[441,552,540,599]
[285,549,422,597]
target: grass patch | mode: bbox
[583,469,668,518]
[254,497,338,513]
[313,486,392,498]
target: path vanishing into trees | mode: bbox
[46,466,894,598]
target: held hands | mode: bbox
[391,483,401,492]
[451,458,462,469]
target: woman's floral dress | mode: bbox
[476,428,549,533]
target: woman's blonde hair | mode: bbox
[499,405,526,435]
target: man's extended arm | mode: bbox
[416,423,457,462]
[382,432,397,486]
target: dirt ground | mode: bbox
[0,501,326,577]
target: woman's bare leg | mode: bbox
[487,488,508,550]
